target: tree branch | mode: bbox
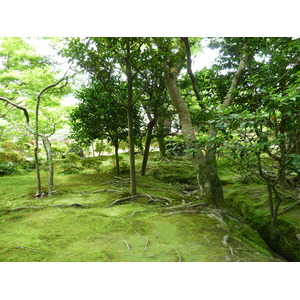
[0,97,30,124]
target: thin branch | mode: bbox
[0,97,30,124]
[277,200,300,215]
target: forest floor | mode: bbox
[0,153,298,262]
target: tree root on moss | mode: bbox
[104,193,172,208]
[4,203,93,212]
[91,189,125,194]
[103,196,137,207]
[160,202,206,217]
[164,202,206,211]
[161,210,198,217]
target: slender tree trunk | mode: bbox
[141,117,157,176]
[35,95,42,197]
[42,136,54,196]
[91,142,95,157]
[156,117,168,157]
[114,141,120,175]
[125,39,137,195]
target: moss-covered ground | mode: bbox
[219,169,300,261]
[0,153,286,262]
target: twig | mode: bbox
[277,200,300,215]
[55,207,63,213]
[203,234,209,243]
[143,240,149,253]
[123,240,131,251]
[175,250,182,262]
[15,244,43,252]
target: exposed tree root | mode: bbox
[164,202,206,210]
[161,210,198,217]
[104,193,172,208]
[103,196,136,207]
[91,189,125,194]
[4,203,93,212]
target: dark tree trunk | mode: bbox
[114,141,120,175]
[125,39,137,195]
[141,117,157,176]
[156,118,168,157]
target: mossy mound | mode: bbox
[0,168,279,262]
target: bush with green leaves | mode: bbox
[61,153,83,174]
[165,139,185,156]
[81,157,102,173]
[0,151,26,175]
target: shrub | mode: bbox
[61,153,83,174]
[0,151,26,175]
[0,162,18,175]
[81,157,102,173]
[111,161,130,174]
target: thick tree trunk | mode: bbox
[164,68,224,206]
[141,117,157,176]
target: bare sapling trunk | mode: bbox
[114,141,120,175]
[141,116,157,176]
[34,74,68,197]
[42,136,54,196]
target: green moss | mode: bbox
[0,154,281,262]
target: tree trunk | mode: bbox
[141,117,157,176]
[126,39,137,195]
[35,93,42,197]
[42,136,54,196]
[114,141,120,175]
[155,117,168,157]
[164,67,224,206]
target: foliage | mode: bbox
[60,153,83,174]
[0,151,26,175]
[81,157,103,173]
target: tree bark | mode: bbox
[114,141,120,175]
[34,75,68,197]
[42,136,54,196]
[164,65,224,206]
[181,38,205,109]
[141,116,157,176]
[125,38,137,195]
